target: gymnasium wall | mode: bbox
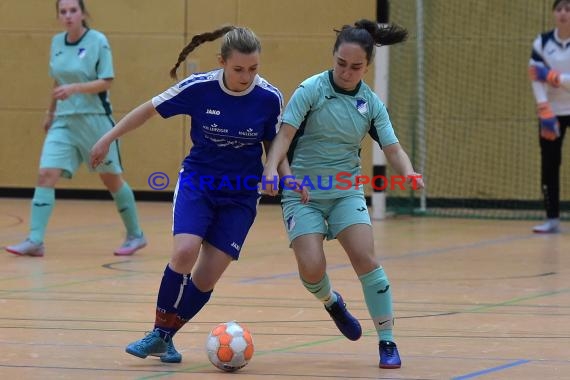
[0,0,376,193]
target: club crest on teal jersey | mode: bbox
[356,98,368,115]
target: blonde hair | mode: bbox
[169,26,261,79]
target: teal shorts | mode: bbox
[281,194,371,243]
[40,114,122,178]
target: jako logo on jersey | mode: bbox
[206,108,221,115]
[238,128,258,137]
[77,48,86,59]
[231,242,241,250]
[356,98,368,115]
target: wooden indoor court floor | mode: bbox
[0,198,569,380]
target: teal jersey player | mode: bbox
[263,19,425,370]
[282,70,398,199]
[5,0,145,258]
[50,28,114,115]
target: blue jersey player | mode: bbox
[263,20,424,369]
[5,0,145,257]
[90,25,304,363]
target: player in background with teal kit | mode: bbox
[263,19,424,369]
[5,0,145,257]
[528,0,570,233]
[90,25,306,363]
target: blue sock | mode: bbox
[359,267,394,341]
[154,265,187,339]
[174,278,212,335]
[29,187,55,244]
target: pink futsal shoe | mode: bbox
[114,234,147,256]
[5,239,45,257]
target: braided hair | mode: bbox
[170,26,261,79]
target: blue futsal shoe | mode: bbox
[324,291,362,341]
[157,339,182,363]
[379,340,401,369]
[125,330,168,359]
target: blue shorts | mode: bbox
[172,170,261,259]
[281,194,371,243]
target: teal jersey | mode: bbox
[49,29,114,116]
[282,70,398,199]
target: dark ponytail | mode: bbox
[334,19,408,64]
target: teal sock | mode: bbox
[359,267,394,341]
[29,187,55,244]
[302,273,338,307]
[111,182,142,237]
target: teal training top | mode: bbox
[49,29,114,116]
[282,70,398,199]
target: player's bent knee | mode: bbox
[37,168,62,187]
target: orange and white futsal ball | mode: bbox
[205,320,254,372]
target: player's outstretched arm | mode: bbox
[90,100,157,168]
[262,123,297,196]
[383,143,425,190]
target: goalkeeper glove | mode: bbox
[529,65,561,87]
[537,102,560,141]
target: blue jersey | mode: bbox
[152,69,283,191]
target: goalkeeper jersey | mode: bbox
[530,29,570,116]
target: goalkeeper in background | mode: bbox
[528,0,570,233]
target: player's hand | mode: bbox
[529,65,561,87]
[406,173,424,190]
[261,168,279,196]
[537,102,560,141]
[283,178,310,204]
[90,138,111,168]
[53,84,78,100]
